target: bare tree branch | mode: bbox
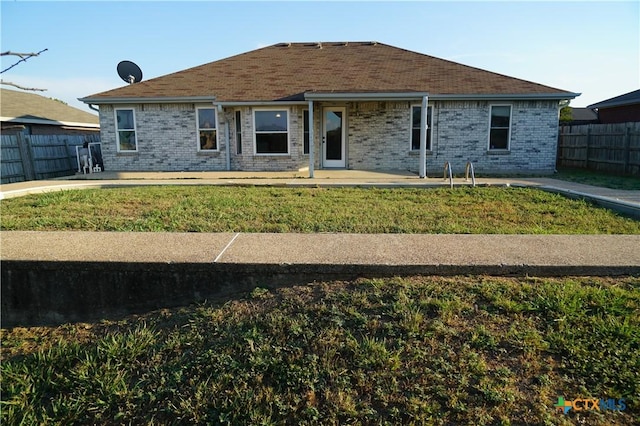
[1,50,46,57]
[1,80,47,91]
[1,48,48,74]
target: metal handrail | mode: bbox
[465,161,476,187]
[443,161,453,188]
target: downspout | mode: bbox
[419,95,429,178]
[556,100,570,173]
[308,100,314,178]
[88,104,99,113]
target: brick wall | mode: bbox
[347,100,560,175]
[347,101,412,170]
[432,100,560,175]
[98,100,560,174]
[99,103,227,172]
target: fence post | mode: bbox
[26,135,38,180]
[16,133,36,181]
[585,127,591,170]
[623,126,631,175]
[557,126,563,168]
[63,138,75,172]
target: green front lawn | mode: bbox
[1,186,638,233]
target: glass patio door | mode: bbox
[323,107,346,168]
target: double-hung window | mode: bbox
[254,109,289,155]
[410,106,432,151]
[197,108,218,151]
[489,105,511,150]
[115,109,137,152]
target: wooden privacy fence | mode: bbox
[1,134,101,184]
[557,123,640,176]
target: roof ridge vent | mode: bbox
[276,42,291,48]
[365,41,378,46]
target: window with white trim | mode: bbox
[410,106,432,151]
[489,105,511,150]
[197,108,218,151]
[254,109,289,154]
[115,109,137,151]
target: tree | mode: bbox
[559,106,573,124]
[1,49,48,91]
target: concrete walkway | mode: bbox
[2,230,639,326]
[3,231,640,273]
[2,170,639,215]
[0,169,519,199]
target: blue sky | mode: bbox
[1,1,638,114]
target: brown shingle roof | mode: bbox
[82,42,575,103]
[1,88,99,126]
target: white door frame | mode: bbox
[322,106,346,168]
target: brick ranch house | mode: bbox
[80,42,579,177]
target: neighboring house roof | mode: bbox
[587,89,640,109]
[569,107,598,122]
[1,88,99,128]
[81,41,578,104]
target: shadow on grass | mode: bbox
[2,275,638,425]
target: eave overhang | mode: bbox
[429,93,580,101]
[588,99,640,110]
[214,101,309,107]
[304,92,429,101]
[78,92,580,107]
[0,116,100,128]
[78,96,217,105]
